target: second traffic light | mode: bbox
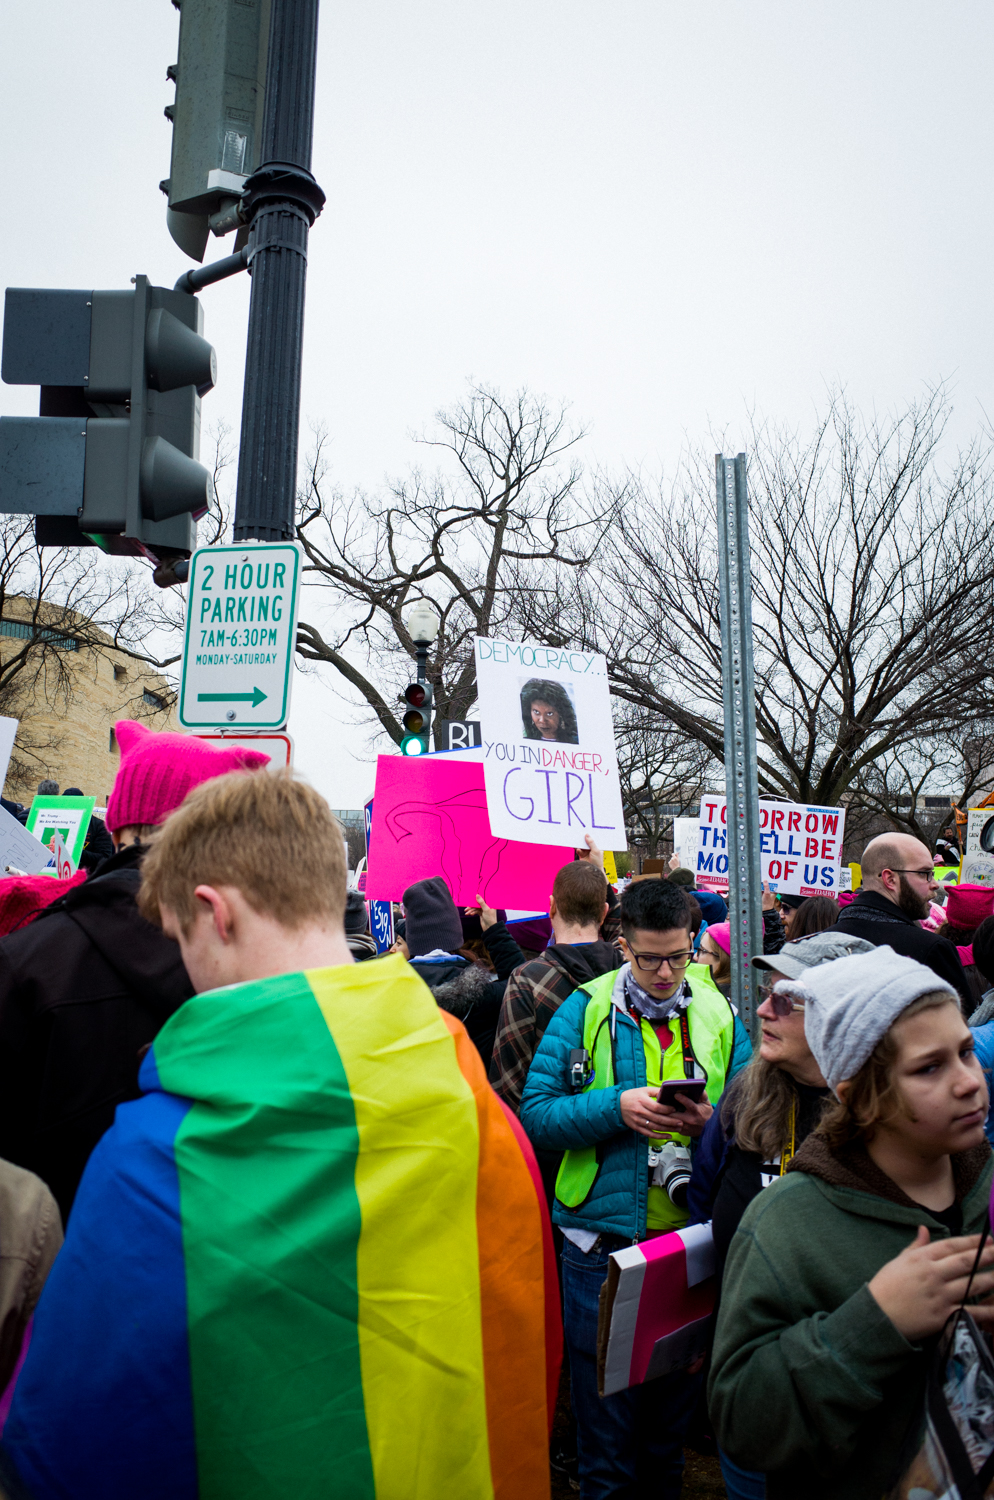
[400,681,433,756]
[0,277,215,566]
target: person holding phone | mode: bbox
[519,879,750,1499]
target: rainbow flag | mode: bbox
[5,954,560,1499]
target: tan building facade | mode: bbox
[0,598,178,808]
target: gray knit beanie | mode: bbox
[402,877,464,959]
[776,945,958,1092]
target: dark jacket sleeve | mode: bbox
[925,934,971,1007]
[762,906,785,955]
[481,922,526,982]
[687,1105,731,1223]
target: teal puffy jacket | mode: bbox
[519,985,751,1241]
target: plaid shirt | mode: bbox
[489,943,622,1113]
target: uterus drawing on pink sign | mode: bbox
[366,755,572,910]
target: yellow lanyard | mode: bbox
[780,1098,797,1177]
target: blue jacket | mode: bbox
[973,1021,994,1147]
[519,986,751,1241]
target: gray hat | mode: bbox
[753,931,876,979]
[775,945,958,1092]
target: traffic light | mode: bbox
[161,0,271,261]
[400,681,433,756]
[0,277,215,569]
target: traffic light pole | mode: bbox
[233,0,325,542]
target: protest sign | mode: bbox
[474,636,627,850]
[598,1224,716,1396]
[696,795,846,897]
[960,807,994,886]
[672,816,699,872]
[0,804,54,876]
[26,794,96,873]
[365,753,574,909]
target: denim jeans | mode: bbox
[562,1236,703,1500]
[719,1447,766,1499]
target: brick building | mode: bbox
[0,597,177,807]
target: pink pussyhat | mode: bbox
[707,921,732,955]
[943,883,994,932]
[105,721,271,834]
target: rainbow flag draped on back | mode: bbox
[5,954,560,1499]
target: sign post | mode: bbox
[716,454,763,1035]
[179,541,302,730]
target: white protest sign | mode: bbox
[475,636,627,850]
[672,816,700,872]
[0,717,18,790]
[179,542,302,730]
[0,804,56,876]
[960,807,994,886]
[697,795,846,897]
[49,830,73,881]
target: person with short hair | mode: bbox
[708,946,994,1500]
[0,721,270,1220]
[490,860,620,1115]
[4,771,559,1497]
[520,877,746,1497]
[833,832,969,1003]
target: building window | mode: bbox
[114,663,127,682]
[109,728,116,753]
[0,619,77,651]
[143,689,166,711]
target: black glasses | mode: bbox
[759,983,805,1019]
[630,949,695,974]
[885,867,936,881]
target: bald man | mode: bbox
[834,832,969,1004]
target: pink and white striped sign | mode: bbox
[598,1223,716,1396]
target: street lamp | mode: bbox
[407,600,440,650]
[400,601,440,756]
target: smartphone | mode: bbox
[656,1079,707,1112]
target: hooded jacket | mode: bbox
[0,845,193,1221]
[708,1131,994,1500]
[409,921,525,1068]
[489,940,622,1113]
[833,890,969,1005]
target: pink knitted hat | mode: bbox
[105,722,271,833]
[707,920,732,955]
[944,883,994,933]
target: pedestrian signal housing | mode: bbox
[160,0,272,261]
[400,681,433,756]
[0,278,215,569]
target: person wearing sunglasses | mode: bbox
[686,931,875,1498]
[519,878,750,1499]
[833,833,970,1005]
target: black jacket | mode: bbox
[0,846,193,1220]
[833,890,969,1005]
[79,813,115,873]
[409,922,525,1068]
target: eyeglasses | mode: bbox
[630,949,695,973]
[759,983,805,1019]
[885,868,936,881]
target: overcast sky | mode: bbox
[3,2,993,811]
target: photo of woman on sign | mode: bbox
[519,678,579,744]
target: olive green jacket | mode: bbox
[708,1133,994,1500]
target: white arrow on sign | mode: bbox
[179,542,302,730]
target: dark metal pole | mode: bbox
[233,0,325,541]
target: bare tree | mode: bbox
[294,384,619,743]
[615,706,718,859]
[514,389,994,834]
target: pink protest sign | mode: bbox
[598,1224,716,1395]
[365,754,575,909]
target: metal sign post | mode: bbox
[715,453,763,1035]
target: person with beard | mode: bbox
[833,833,969,1006]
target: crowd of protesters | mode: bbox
[0,728,992,1498]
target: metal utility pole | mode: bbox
[715,453,763,1034]
[233,0,325,541]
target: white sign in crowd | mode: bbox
[474,637,628,851]
[696,795,847,898]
